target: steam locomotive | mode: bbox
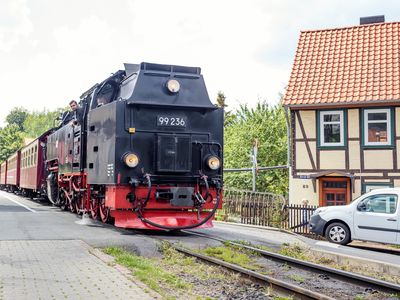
[0,62,223,230]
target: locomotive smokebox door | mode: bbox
[157,134,192,173]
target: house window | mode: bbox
[363,109,392,146]
[363,183,393,193]
[319,110,344,147]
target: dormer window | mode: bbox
[318,110,345,147]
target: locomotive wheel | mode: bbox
[99,202,111,223]
[90,199,100,220]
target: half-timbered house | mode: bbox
[283,17,400,206]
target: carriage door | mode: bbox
[319,177,350,206]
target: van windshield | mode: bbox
[351,195,362,203]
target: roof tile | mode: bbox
[283,22,400,106]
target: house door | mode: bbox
[319,177,351,206]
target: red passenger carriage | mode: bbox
[0,161,7,188]
[6,151,20,192]
[20,130,52,198]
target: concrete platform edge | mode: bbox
[309,247,400,276]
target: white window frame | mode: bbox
[364,183,393,193]
[363,108,391,146]
[320,110,344,147]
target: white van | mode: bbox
[309,188,400,245]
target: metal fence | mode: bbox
[219,189,319,235]
[281,204,318,234]
[219,189,286,227]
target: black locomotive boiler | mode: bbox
[46,62,223,230]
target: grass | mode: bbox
[103,247,190,298]
[278,243,308,261]
[287,274,305,284]
[229,240,274,252]
[201,245,260,271]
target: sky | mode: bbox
[1,0,400,126]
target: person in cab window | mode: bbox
[96,96,108,107]
[62,100,83,125]
[96,83,114,107]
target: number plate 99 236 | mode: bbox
[157,116,187,127]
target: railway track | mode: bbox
[173,245,334,300]
[178,230,400,298]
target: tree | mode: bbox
[6,107,28,131]
[216,91,235,126]
[23,108,64,138]
[223,102,288,195]
[0,124,24,162]
[216,91,227,108]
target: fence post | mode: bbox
[251,139,258,192]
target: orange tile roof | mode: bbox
[283,22,400,107]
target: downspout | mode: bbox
[284,106,291,203]
[284,106,291,168]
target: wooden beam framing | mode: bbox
[295,111,316,170]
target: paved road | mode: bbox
[2,190,400,266]
[0,191,299,252]
[0,191,159,256]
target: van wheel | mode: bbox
[325,222,351,245]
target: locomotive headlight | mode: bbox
[207,156,221,170]
[166,79,180,93]
[123,153,139,168]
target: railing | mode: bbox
[219,189,286,227]
[281,204,318,234]
[218,189,320,236]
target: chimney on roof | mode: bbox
[360,15,385,25]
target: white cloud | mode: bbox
[0,0,32,52]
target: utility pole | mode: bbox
[251,139,259,192]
